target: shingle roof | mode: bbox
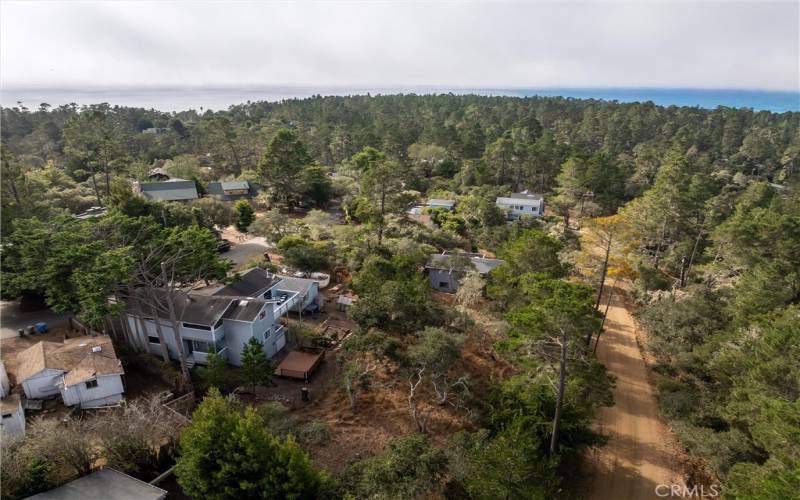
[214,268,280,298]
[15,336,123,387]
[27,468,167,500]
[274,276,316,295]
[139,180,198,201]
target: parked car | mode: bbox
[217,239,231,253]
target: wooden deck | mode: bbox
[274,348,325,381]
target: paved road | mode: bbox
[222,236,270,267]
[0,301,69,339]
[586,283,685,499]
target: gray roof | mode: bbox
[128,289,267,325]
[207,181,257,199]
[128,289,231,326]
[426,253,505,275]
[427,199,456,207]
[27,468,166,500]
[214,268,280,298]
[139,179,198,201]
[275,276,317,295]
[221,298,267,322]
[496,191,543,204]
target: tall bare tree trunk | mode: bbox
[148,299,171,362]
[161,263,192,385]
[594,235,612,310]
[550,328,568,455]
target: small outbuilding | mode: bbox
[26,468,167,500]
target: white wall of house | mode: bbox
[0,362,10,398]
[496,199,544,219]
[60,374,124,408]
[21,368,65,399]
[0,401,25,439]
[223,320,255,366]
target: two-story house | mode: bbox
[495,191,544,220]
[126,269,302,367]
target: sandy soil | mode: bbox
[585,283,686,500]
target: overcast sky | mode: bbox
[1,0,798,91]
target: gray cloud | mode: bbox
[1,0,797,90]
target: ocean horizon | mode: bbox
[2,86,798,113]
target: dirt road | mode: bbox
[586,283,685,499]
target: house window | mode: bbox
[439,281,448,288]
[2,414,12,419]
[259,310,266,320]
[85,380,99,389]
[192,340,211,353]
[148,336,161,344]
[182,322,211,331]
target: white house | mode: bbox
[495,191,544,220]
[0,394,25,439]
[126,270,301,367]
[15,336,125,408]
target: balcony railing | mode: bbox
[191,346,229,365]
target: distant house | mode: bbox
[0,394,25,439]
[495,191,544,220]
[426,199,456,211]
[136,179,199,202]
[27,468,167,500]
[425,251,505,293]
[207,181,258,201]
[15,336,125,408]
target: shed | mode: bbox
[26,468,167,500]
[336,295,356,311]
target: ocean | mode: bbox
[2,86,798,113]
